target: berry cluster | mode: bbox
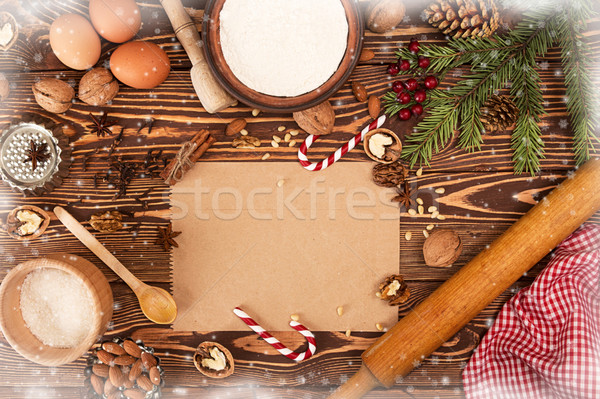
[386,39,438,121]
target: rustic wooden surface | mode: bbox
[0,0,599,398]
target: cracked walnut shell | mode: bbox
[423,229,463,267]
[89,211,123,233]
[378,274,410,305]
[194,342,234,379]
[32,78,75,114]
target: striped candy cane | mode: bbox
[233,307,316,362]
[298,115,386,171]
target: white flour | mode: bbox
[219,0,348,97]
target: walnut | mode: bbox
[32,78,75,113]
[423,229,463,267]
[378,274,410,305]
[89,211,123,233]
[366,0,406,34]
[0,12,18,51]
[4,205,50,240]
[292,101,335,136]
[373,161,408,187]
[0,72,9,102]
[232,135,261,149]
[193,342,234,379]
[79,68,119,106]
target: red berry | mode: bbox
[408,39,420,54]
[411,104,424,116]
[405,78,418,92]
[414,90,427,103]
[418,56,430,69]
[397,91,411,104]
[387,63,399,75]
[399,108,412,121]
[398,59,411,71]
[424,75,438,89]
[392,81,404,93]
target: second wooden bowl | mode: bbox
[0,254,113,366]
[202,0,363,113]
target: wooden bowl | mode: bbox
[202,0,363,113]
[0,254,113,366]
[363,128,402,164]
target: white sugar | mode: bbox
[20,268,94,348]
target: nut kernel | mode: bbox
[336,306,344,316]
[405,231,412,241]
[435,187,446,194]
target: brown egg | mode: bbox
[110,41,170,89]
[89,0,141,43]
[49,14,101,70]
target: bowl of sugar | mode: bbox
[203,0,363,113]
[0,253,113,366]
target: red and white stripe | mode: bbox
[233,307,316,362]
[297,115,386,171]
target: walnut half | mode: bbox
[89,210,123,233]
[193,341,234,379]
[378,274,410,305]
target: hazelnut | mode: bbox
[79,68,119,106]
[0,72,9,102]
[366,0,406,34]
[423,229,463,267]
[32,78,75,113]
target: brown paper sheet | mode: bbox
[172,162,400,331]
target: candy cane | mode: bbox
[233,307,316,362]
[298,115,386,171]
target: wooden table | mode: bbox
[0,0,598,397]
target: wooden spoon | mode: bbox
[53,206,177,325]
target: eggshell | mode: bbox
[49,14,101,70]
[89,0,141,43]
[110,41,170,89]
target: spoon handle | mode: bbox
[54,206,142,291]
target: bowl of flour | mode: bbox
[203,0,363,112]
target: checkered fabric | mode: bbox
[463,224,600,399]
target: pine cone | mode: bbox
[480,95,519,133]
[423,0,501,39]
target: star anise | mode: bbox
[86,112,116,137]
[392,180,413,210]
[22,140,50,171]
[155,223,181,251]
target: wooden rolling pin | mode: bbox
[329,158,600,398]
[159,0,236,113]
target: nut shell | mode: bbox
[79,68,119,106]
[4,205,50,241]
[292,101,335,136]
[194,341,235,379]
[423,229,463,267]
[363,128,402,164]
[32,78,74,114]
[0,12,18,51]
[366,0,406,33]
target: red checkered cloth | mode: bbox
[463,224,600,399]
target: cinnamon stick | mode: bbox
[160,130,216,185]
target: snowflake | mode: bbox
[559,119,569,129]
[403,15,411,23]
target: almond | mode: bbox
[109,366,126,388]
[123,389,146,399]
[359,49,375,62]
[149,366,161,385]
[136,374,154,392]
[129,359,143,381]
[90,374,104,396]
[225,118,247,136]
[352,81,368,102]
[96,350,115,366]
[114,355,136,366]
[107,392,122,399]
[102,342,126,356]
[123,378,134,389]
[104,378,117,396]
[92,363,110,378]
[123,340,142,358]
[368,95,381,119]
[141,351,157,370]
[292,101,335,136]
[31,78,74,113]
